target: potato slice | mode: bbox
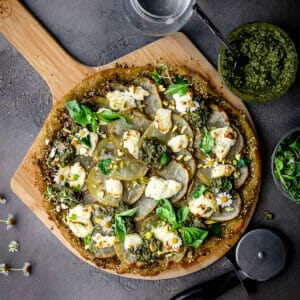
[133,195,157,221]
[122,181,146,205]
[174,149,196,178]
[91,229,116,258]
[234,166,249,189]
[108,110,151,158]
[114,241,146,267]
[87,167,121,207]
[207,104,230,128]
[228,126,245,158]
[93,138,148,180]
[210,192,242,222]
[158,160,190,203]
[134,77,162,119]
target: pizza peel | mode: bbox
[0,0,261,279]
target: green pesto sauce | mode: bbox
[219,22,298,102]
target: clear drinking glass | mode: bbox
[122,0,196,36]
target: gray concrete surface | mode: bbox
[0,0,300,299]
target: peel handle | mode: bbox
[171,270,240,300]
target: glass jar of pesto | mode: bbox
[218,22,298,103]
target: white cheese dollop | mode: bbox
[188,192,218,218]
[105,178,123,198]
[54,162,86,190]
[66,205,93,238]
[154,108,172,134]
[167,134,189,153]
[106,86,149,111]
[152,225,182,251]
[211,126,237,161]
[173,90,199,113]
[128,85,150,100]
[124,233,143,251]
[211,164,236,178]
[106,90,136,111]
[92,233,116,249]
[145,176,182,199]
[122,130,140,158]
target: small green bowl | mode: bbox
[218,22,298,103]
[271,127,300,204]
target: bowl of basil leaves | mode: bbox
[271,127,300,204]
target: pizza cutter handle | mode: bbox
[0,0,95,103]
[171,270,241,300]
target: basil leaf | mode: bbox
[98,158,112,175]
[199,127,214,155]
[84,235,92,250]
[96,109,132,125]
[237,157,252,169]
[181,227,208,248]
[156,198,177,226]
[152,69,163,85]
[222,178,233,192]
[165,82,190,96]
[177,205,189,224]
[160,152,170,165]
[193,184,208,198]
[116,207,139,217]
[209,223,222,238]
[114,216,126,243]
[66,100,93,126]
[79,135,91,148]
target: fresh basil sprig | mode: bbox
[66,100,131,132]
[96,109,132,125]
[180,227,208,248]
[192,184,208,198]
[199,127,214,155]
[165,76,191,96]
[236,157,252,169]
[114,207,139,243]
[155,199,208,247]
[66,100,98,132]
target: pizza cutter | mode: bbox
[172,228,287,300]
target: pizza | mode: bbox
[34,65,261,276]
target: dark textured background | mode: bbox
[0,0,300,299]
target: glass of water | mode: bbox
[122,0,196,36]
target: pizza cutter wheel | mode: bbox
[172,228,287,300]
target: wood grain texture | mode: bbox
[3,0,259,279]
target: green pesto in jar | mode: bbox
[219,22,298,103]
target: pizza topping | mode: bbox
[173,90,199,114]
[92,233,116,249]
[167,134,189,153]
[152,225,182,251]
[145,176,182,199]
[124,233,143,251]
[122,130,140,159]
[99,216,114,234]
[140,137,171,170]
[188,192,218,218]
[216,192,233,208]
[72,131,98,156]
[211,126,237,161]
[154,108,172,134]
[66,205,93,238]
[106,85,150,111]
[211,164,236,178]
[54,162,86,190]
[105,178,123,198]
